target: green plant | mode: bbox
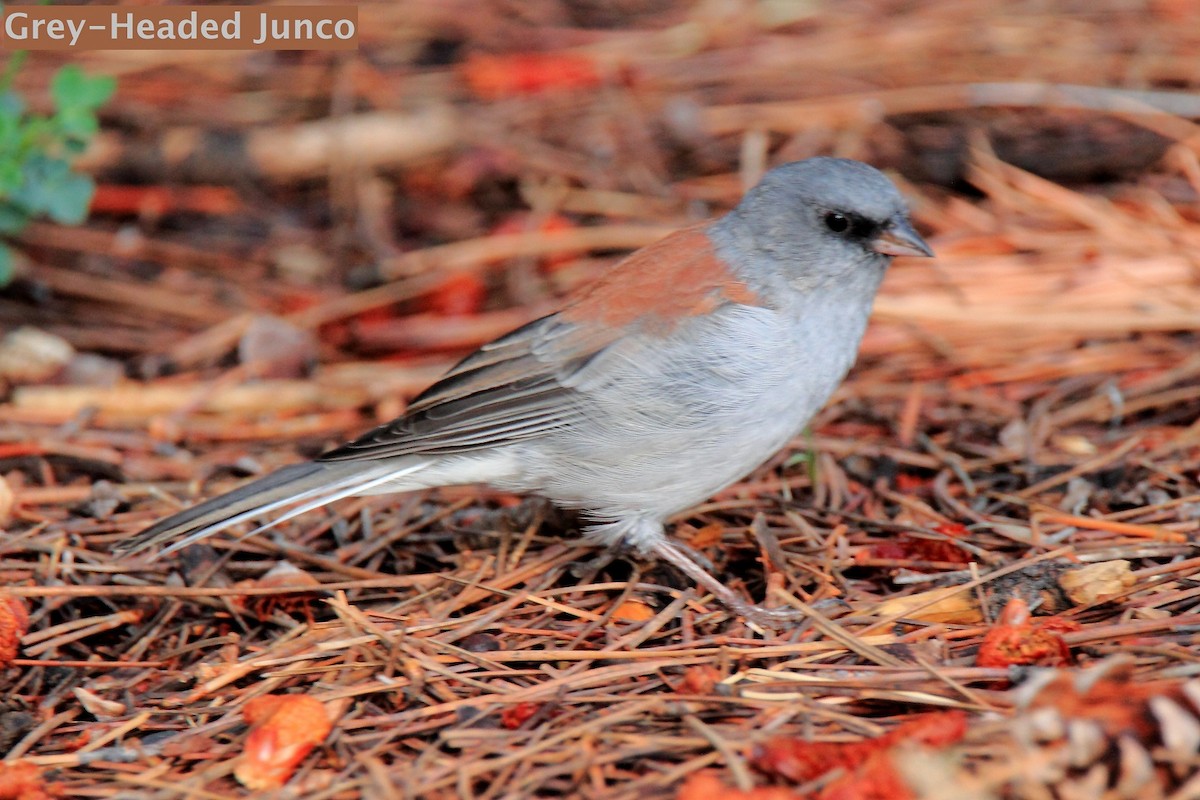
[0,47,115,284]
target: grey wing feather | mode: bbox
[318,313,609,461]
[116,462,374,555]
[120,313,611,554]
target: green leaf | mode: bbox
[21,115,55,149]
[0,243,13,288]
[0,48,27,95]
[0,90,24,120]
[85,75,117,109]
[50,65,86,110]
[0,160,21,195]
[13,154,94,224]
[0,117,23,162]
[0,94,25,165]
[11,153,60,214]
[44,171,93,223]
[0,55,111,234]
[51,65,115,112]
[0,202,25,234]
[783,452,810,468]
[54,106,98,140]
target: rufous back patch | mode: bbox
[560,225,763,335]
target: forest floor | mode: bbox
[3,2,1200,798]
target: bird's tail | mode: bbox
[117,460,424,557]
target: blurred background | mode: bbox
[4,0,1199,416]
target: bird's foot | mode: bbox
[569,530,716,583]
[651,539,808,627]
[584,518,826,628]
[730,596,846,628]
[568,545,619,579]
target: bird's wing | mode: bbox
[116,226,761,555]
[319,223,761,462]
[317,313,616,460]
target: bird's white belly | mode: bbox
[507,300,869,521]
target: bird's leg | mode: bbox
[589,518,810,626]
[573,526,715,577]
[666,538,717,573]
[568,545,619,579]
[648,537,810,626]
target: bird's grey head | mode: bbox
[715,157,932,290]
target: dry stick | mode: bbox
[285,272,446,330]
[683,715,754,791]
[104,776,234,800]
[11,483,171,506]
[20,261,228,324]
[434,545,582,615]
[1030,510,1188,543]
[418,700,662,794]
[12,658,164,668]
[856,546,1076,636]
[1133,556,1200,581]
[440,571,600,646]
[10,381,335,418]
[340,664,673,731]
[377,224,677,280]
[1107,495,1200,524]
[4,707,80,760]
[0,575,439,598]
[969,146,1159,244]
[156,312,254,371]
[248,536,403,581]
[405,643,526,695]
[1057,384,1200,428]
[77,108,461,180]
[910,655,998,711]
[871,299,1200,333]
[435,574,606,624]
[22,610,142,649]
[702,82,1200,140]
[4,362,450,427]
[19,220,247,273]
[1016,434,1144,498]
[647,753,724,794]
[79,711,152,755]
[392,640,905,665]
[352,306,563,356]
[726,672,992,712]
[774,597,907,669]
[1061,613,1200,646]
[171,638,319,708]
[605,592,695,651]
[341,498,477,572]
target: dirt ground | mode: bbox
[2,1,1200,798]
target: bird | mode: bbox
[118,157,933,624]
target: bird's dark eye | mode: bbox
[823,212,849,233]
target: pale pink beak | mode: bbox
[872,218,933,258]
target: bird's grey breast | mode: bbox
[509,292,873,518]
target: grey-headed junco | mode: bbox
[120,158,932,623]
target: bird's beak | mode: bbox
[872,217,934,258]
